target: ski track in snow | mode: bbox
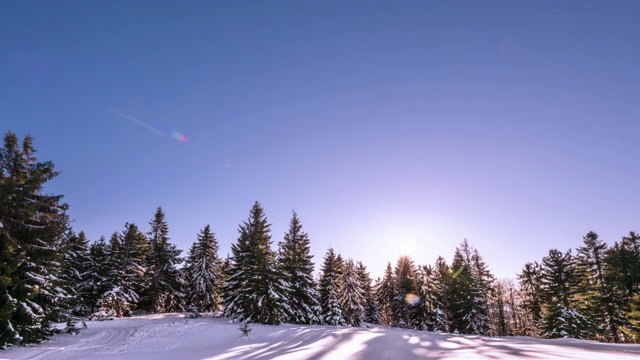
[2,314,640,360]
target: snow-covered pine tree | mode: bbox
[142,207,183,313]
[447,247,474,334]
[339,259,365,327]
[577,231,626,342]
[356,261,380,324]
[83,236,111,313]
[184,225,223,313]
[517,261,543,336]
[432,256,451,332]
[59,229,91,313]
[0,131,70,347]
[223,202,290,325]
[277,211,320,324]
[415,264,444,331]
[318,248,344,325]
[604,232,640,341]
[539,249,590,339]
[392,256,419,329]
[468,247,493,335]
[376,262,396,327]
[489,281,509,336]
[98,225,146,317]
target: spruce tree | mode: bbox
[318,248,344,325]
[392,256,419,329]
[340,259,365,327]
[577,231,624,342]
[605,232,640,341]
[185,225,222,313]
[223,202,290,324]
[84,236,110,313]
[432,256,451,332]
[278,211,320,324]
[0,131,70,347]
[59,229,91,313]
[356,261,380,324]
[98,225,146,317]
[539,249,590,339]
[447,247,474,334]
[142,207,183,313]
[518,261,544,335]
[469,248,493,335]
[376,262,396,327]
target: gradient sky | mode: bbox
[2,0,640,280]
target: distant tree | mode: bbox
[0,131,70,347]
[318,248,344,325]
[142,207,183,313]
[223,202,290,324]
[278,211,320,324]
[184,225,223,313]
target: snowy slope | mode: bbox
[2,314,640,360]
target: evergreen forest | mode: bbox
[1,130,639,348]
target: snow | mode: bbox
[2,314,639,360]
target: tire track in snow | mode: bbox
[18,326,130,360]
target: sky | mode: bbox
[2,0,640,280]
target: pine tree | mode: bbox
[432,256,451,332]
[376,262,396,327]
[223,202,290,325]
[318,248,344,325]
[184,225,222,313]
[518,261,544,336]
[98,225,147,317]
[469,247,493,335]
[392,256,419,329]
[142,207,183,313]
[416,264,446,331]
[83,236,110,313]
[340,259,365,327]
[0,131,70,347]
[59,229,91,313]
[447,247,474,334]
[539,249,590,339]
[277,211,320,324]
[605,232,640,341]
[577,231,625,342]
[356,261,380,324]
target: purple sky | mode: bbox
[2,0,640,279]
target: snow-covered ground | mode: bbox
[2,314,640,360]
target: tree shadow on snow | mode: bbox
[208,324,640,360]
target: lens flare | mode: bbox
[449,267,464,279]
[405,293,420,306]
[170,130,189,143]
[109,108,189,143]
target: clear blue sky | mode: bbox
[2,0,640,280]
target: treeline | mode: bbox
[1,130,639,349]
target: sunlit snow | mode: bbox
[2,314,639,360]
